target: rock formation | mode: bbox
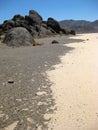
[0,9,76,46]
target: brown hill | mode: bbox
[59,20,98,33]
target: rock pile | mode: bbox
[0,9,76,46]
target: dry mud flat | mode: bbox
[47,33,98,130]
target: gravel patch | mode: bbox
[0,35,83,129]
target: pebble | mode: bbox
[8,78,14,84]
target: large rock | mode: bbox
[2,20,15,32]
[0,24,3,35]
[39,26,53,37]
[28,26,38,37]
[3,27,34,47]
[60,28,67,34]
[70,30,76,35]
[47,18,61,33]
[12,14,25,21]
[28,10,43,25]
[2,15,24,30]
[12,15,29,29]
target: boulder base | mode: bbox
[4,27,34,47]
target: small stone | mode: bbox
[8,78,14,84]
[52,40,59,44]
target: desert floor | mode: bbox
[0,33,98,130]
[47,33,98,130]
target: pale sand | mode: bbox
[47,33,98,130]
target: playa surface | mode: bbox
[47,33,98,130]
[0,33,98,130]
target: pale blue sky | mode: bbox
[0,0,98,23]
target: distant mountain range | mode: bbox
[59,20,98,33]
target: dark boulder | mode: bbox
[42,21,48,29]
[2,20,15,32]
[28,25,53,37]
[35,25,41,32]
[47,18,61,33]
[12,14,25,21]
[3,20,9,23]
[6,20,15,27]
[12,15,28,28]
[0,24,3,35]
[70,30,76,35]
[28,26,38,37]
[14,19,29,29]
[25,15,34,26]
[52,40,59,44]
[28,10,43,25]
[3,27,34,47]
[60,28,67,34]
[39,26,53,37]
[0,24,2,28]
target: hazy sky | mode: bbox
[0,0,98,23]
